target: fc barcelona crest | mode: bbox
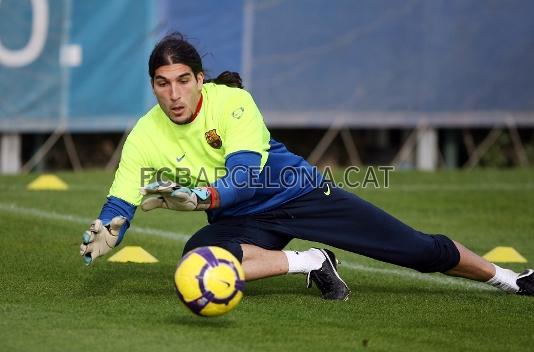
[205,129,222,149]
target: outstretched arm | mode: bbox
[80,130,152,265]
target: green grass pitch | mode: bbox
[1,169,533,351]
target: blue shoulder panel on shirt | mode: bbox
[208,139,323,222]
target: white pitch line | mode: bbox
[0,202,189,241]
[0,202,496,292]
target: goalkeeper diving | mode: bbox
[80,32,534,299]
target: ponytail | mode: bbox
[205,71,243,89]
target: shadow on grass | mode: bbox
[164,313,238,328]
[244,276,319,298]
[76,263,324,301]
[76,259,500,303]
[75,263,176,298]
[353,281,497,296]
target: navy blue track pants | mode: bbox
[183,186,460,273]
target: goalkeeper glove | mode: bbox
[139,181,220,212]
[79,216,126,265]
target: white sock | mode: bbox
[486,264,519,293]
[284,248,325,274]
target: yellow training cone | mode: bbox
[108,246,159,263]
[27,174,68,191]
[483,246,527,263]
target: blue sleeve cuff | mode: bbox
[213,151,262,208]
[98,196,136,246]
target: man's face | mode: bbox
[152,64,204,125]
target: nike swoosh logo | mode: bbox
[324,184,331,196]
[176,153,185,162]
[219,280,231,288]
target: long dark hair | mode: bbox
[148,32,243,88]
[205,71,243,89]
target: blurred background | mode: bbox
[1,0,534,174]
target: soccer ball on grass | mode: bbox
[174,246,245,317]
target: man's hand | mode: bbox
[79,216,126,265]
[139,181,219,212]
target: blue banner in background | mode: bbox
[250,0,534,126]
[0,0,156,132]
[1,0,534,131]
[69,0,154,130]
[157,0,243,80]
[0,0,63,128]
